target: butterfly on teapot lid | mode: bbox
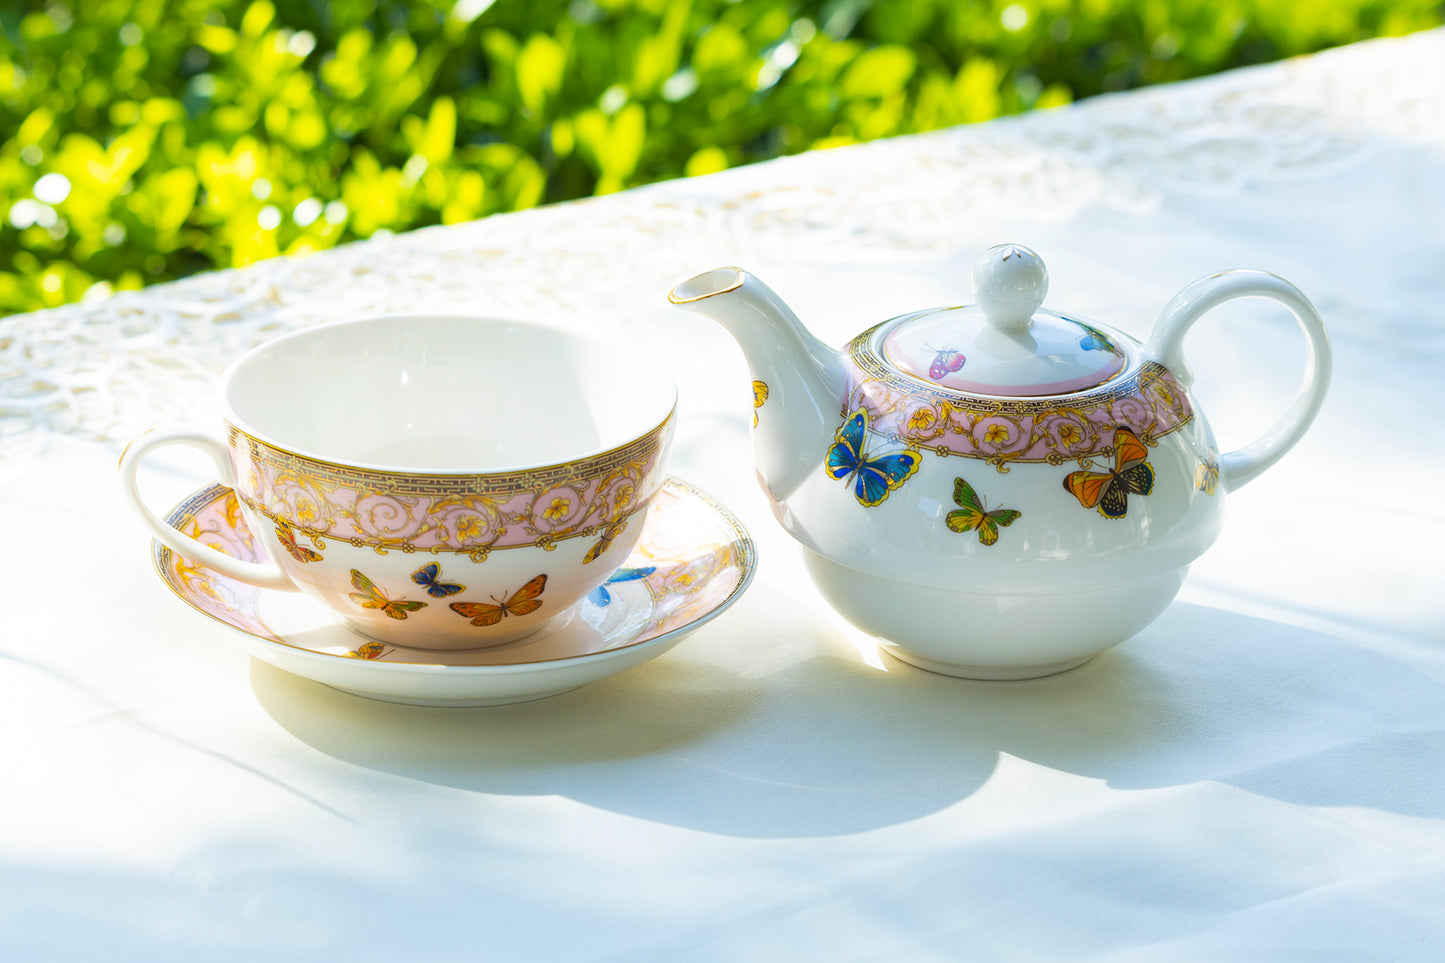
[880,244,1128,397]
[669,244,1331,680]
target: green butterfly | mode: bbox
[348,569,427,621]
[945,477,1022,546]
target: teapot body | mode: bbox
[764,317,1227,677]
[671,245,1330,680]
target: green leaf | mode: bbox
[421,96,456,164]
[608,102,646,180]
[693,24,748,78]
[150,168,198,240]
[573,109,605,153]
[289,111,328,150]
[551,118,575,157]
[17,108,54,146]
[441,170,486,224]
[140,98,185,126]
[632,0,691,95]
[240,1,275,39]
[684,146,728,177]
[516,34,567,115]
[572,101,646,191]
[953,58,1001,123]
[841,45,917,98]
[194,24,237,55]
[1,0,1436,317]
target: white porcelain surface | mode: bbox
[119,314,679,647]
[806,551,1186,679]
[223,315,676,470]
[4,33,1443,959]
[879,304,1127,396]
[672,244,1330,677]
[151,477,755,706]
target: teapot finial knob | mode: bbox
[973,244,1048,331]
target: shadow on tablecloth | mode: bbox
[250,588,1445,838]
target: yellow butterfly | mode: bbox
[347,569,427,621]
[584,518,627,564]
[1195,457,1220,496]
[450,574,547,627]
[752,380,769,427]
[347,641,391,660]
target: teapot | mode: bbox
[669,244,1331,678]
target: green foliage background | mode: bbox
[2,0,1441,315]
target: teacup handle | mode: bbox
[118,428,297,591]
[1147,270,1332,492]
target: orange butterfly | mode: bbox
[1063,428,1155,518]
[275,522,322,563]
[348,569,427,620]
[347,641,391,660]
[450,574,548,627]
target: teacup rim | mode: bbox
[216,313,679,477]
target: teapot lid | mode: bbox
[881,244,1127,397]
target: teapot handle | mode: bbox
[1147,270,1332,492]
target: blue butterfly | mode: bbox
[1078,323,1116,353]
[587,566,657,607]
[826,409,921,507]
[410,562,465,598]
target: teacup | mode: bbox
[120,315,677,649]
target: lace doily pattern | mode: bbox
[2,30,1441,475]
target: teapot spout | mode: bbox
[670,268,848,503]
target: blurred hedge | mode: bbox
[2,0,1440,315]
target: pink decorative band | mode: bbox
[847,335,1192,469]
[227,417,673,555]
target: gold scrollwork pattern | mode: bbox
[228,417,671,556]
[153,484,281,642]
[625,479,755,639]
[845,327,1192,471]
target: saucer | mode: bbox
[152,477,756,706]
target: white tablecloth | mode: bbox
[3,31,1444,959]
